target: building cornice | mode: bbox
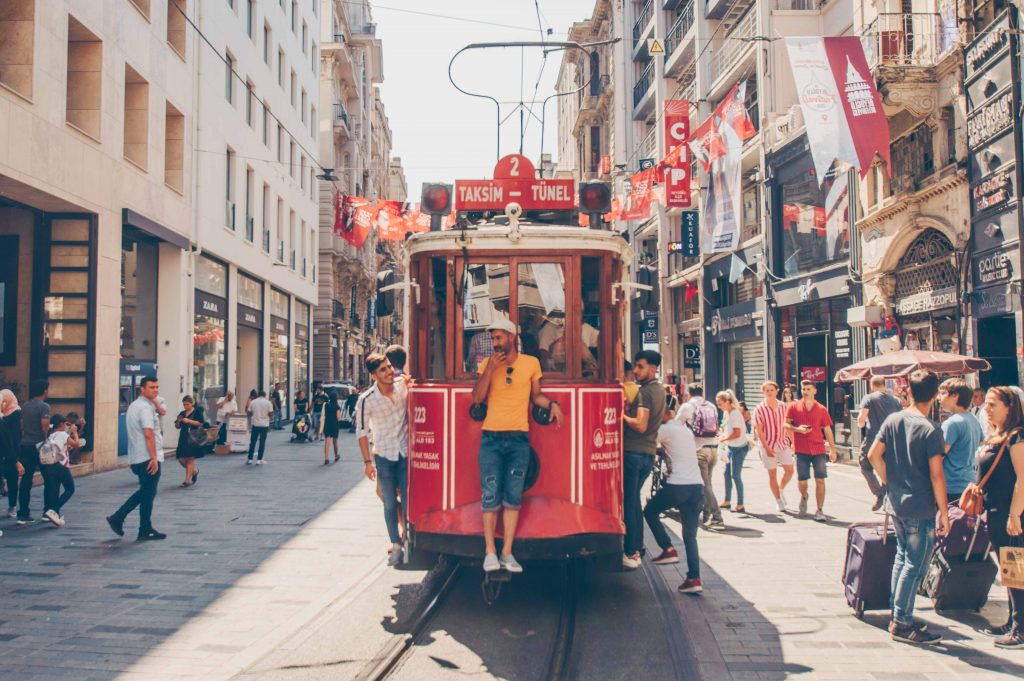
[856,167,967,231]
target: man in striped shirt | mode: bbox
[754,381,794,513]
[356,353,410,566]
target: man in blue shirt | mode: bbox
[938,378,984,502]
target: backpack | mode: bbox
[37,436,63,466]
[687,399,719,438]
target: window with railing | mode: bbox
[632,0,653,48]
[890,124,935,195]
[860,13,952,68]
[664,1,695,59]
[633,59,653,107]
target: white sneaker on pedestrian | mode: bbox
[780,490,789,508]
[775,498,786,513]
[500,554,523,573]
[622,553,641,569]
[814,509,827,523]
[256,460,265,466]
[44,510,64,528]
[6,507,15,519]
[245,459,252,465]
[483,553,501,572]
[387,545,404,567]
[798,495,809,516]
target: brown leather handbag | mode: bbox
[958,438,1009,516]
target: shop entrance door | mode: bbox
[236,326,262,398]
[978,316,1020,388]
[796,334,852,446]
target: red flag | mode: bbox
[621,168,654,221]
[684,282,698,304]
[373,201,409,241]
[341,201,374,248]
[823,36,892,177]
[605,197,622,222]
[689,82,755,170]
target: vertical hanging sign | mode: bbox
[663,100,692,208]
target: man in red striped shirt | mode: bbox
[753,381,794,513]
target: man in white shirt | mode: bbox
[644,395,705,593]
[247,390,274,464]
[356,353,409,566]
[107,376,166,540]
[677,384,724,529]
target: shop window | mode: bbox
[779,164,850,276]
[196,255,227,297]
[164,102,184,193]
[167,0,186,58]
[462,263,509,373]
[519,263,567,374]
[0,0,34,99]
[237,273,262,308]
[66,17,102,140]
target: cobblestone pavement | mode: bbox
[0,429,396,681]
[649,456,1024,680]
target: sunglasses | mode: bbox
[505,367,514,385]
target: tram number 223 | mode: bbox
[413,406,427,424]
[603,408,616,426]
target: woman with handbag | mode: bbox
[716,391,749,513]
[322,391,342,465]
[974,386,1024,648]
[175,395,207,488]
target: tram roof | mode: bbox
[405,224,634,260]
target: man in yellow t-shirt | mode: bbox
[471,318,563,574]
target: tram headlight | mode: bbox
[421,183,452,215]
[579,182,611,229]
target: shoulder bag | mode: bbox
[959,435,1011,516]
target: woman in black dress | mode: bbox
[1,389,24,516]
[978,386,1024,648]
[322,391,342,465]
[175,395,207,487]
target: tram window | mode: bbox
[580,257,601,378]
[518,262,566,373]
[427,257,447,379]
[463,263,510,373]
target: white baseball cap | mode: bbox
[487,318,518,335]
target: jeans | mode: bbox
[623,450,655,556]
[17,443,39,519]
[696,446,722,522]
[644,482,704,579]
[248,426,269,460]
[41,463,75,514]
[112,462,161,534]
[859,439,885,497]
[478,432,530,511]
[375,455,408,544]
[890,515,936,626]
[272,411,283,430]
[723,445,748,505]
[217,422,228,445]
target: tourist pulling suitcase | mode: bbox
[843,516,897,619]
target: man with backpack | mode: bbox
[678,383,725,529]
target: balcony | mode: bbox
[861,13,958,116]
[333,102,351,139]
[245,214,254,242]
[226,201,236,230]
[637,127,657,165]
[632,60,655,120]
[664,1,696,77]
[708,7,758,91]
[632,0,654,50]
[707,0,755,22]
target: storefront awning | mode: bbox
[122,208,190,250]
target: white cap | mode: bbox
[487,318,518,335]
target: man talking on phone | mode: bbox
[472,318,563,574]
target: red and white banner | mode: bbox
[689,82,756,171]
[785,36,891,181]
[620,167,655,221]
[661,100,692,208]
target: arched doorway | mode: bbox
[891,228,960,353]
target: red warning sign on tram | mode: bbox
[455,154,575,211]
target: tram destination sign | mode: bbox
[454,154,575,211]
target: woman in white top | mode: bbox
[215,391,238,445]
[717,390,749,513]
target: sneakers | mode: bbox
[106,515,124,537]
[994,632,1024,649]
[890,621,941,645]
[775,498,786,513]
[44,510,65,528]
[622,553,641,569]
[16,515,34,525]
[137,529,167,541]
[706,518,726,530]
[980,622,1013,637]
[256,460,265,466]
[246,459,253,465]
[387,544,404,567]
[500,554,523,573]
[798,495,809,516]
[813,509,827,523]
[779,490,789,509]
[651,547,680,565]
[678,578,703,594]
[6,507,15,519]
[483,552,501,572]
[872,493,886,512]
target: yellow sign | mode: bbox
[647,38,664,55]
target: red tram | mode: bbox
[400,155,631,562]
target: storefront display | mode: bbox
[294,301,310,398]
[193,255,228,417]
[236,272,264,398]
[269,287,290,417]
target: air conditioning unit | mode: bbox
[847,305,883,328]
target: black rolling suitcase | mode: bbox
[918,510,997,612]
[843,517,897,618]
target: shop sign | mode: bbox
[683,344,701,369]
[237,304,263,329]
[965,12,1010,78]
[834,328,851,359]
[972,171,1014,214]
[974,282,1021,318]
[295,324,308,341]
[967,91,1013,148]
[801,366,826,382]
[681,211,699,256]
[270,315,288,335]
[967,50,1013,105]
[195,289,226,319]
[973,205,1018,252]
[973,247,1018,287]
[894,286,957,315]
[639,158,656,171]
[642,311,659,343]
[709,300,759,343]
[367,299,376,332]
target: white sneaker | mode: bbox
[6,507,15,519]
[798,495,809,516]
[775,498,786,513]
[44,510,64,528]
[622,553,641,570]
[483,553,501,572]
[245,459,252,465]
[256,460,265,466]
[814,509,827,523]
[387,545,404,567]
[780,490,789,508]
[500,554,523,573]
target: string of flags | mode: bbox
[333,192,455,248]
